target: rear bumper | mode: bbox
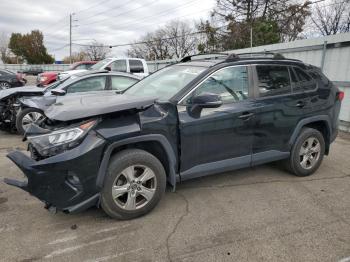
[4,133,107,212]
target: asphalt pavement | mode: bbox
[0,131,349,262]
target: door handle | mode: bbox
[238,112,254,120]
[295,101,305,108]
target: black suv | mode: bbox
[5,53,343,220]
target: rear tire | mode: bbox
[16,107,45,135]
[101,149,166,220]
[285,128,325,177]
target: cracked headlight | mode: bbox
[28,120,97,157]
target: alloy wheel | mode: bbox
[0,82,11,90]
[111,165,157,210]
[299,136,321,170]
[21,111,45,131]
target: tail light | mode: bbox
[337,91,345,102]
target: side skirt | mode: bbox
[179,150,289,182]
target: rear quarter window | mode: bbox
[293,67,317,91]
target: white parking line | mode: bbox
[44,234,135,259]
[95,224,131,234]
[85,248,144,262]
[48,235,77,245]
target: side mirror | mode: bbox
[191,92,222,108]
[51,89,66,96]
[104,66,111,71]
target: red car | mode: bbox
[37,61,97,86]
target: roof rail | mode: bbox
[180,53,229,62]
[225,52,286,61]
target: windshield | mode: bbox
[68,62,79,70]
[90,58,113,70]
[124,65,206,100]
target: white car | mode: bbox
[58,58,149,79]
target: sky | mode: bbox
[0,0,216,60]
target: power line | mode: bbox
[77,0,135,21]
[40,15,69,33]
[75,0,112,14]
[72,24,228,48]
[49,44,69,52]
[79,0,203,29]
[78,0,160,26]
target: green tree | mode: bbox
[9,30,54,64]
[205,0,311,50]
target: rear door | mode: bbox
[109,75,139,92]
[177,65,256,180]
[251,64,306,165]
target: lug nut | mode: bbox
[137,187,141,191]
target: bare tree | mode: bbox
[82,40,111,61]
[211,0,311,46]
[311,0,350,36]
[164,20,198,58]
[0,32,11,63]
[127,20,198,60]
[62,51,88,64]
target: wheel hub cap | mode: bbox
[111,165,157,210]
[299,136,321,170]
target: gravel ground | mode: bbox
[0,131,349,262]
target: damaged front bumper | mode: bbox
[4,132,107,213]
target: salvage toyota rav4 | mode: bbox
[4,53,343,220]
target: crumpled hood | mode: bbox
[0,85,45,100]
[45,93,157,121]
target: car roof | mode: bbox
[54,71,141,90]
[177,52,307,69]
[74,70,141,79]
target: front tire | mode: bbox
[101,149,166,220]
[0,81,11,90]
[16,107,46,135]
[285,128,325,177]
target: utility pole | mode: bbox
[69,13,72,64]
[69,13,77,64]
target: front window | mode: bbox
[189,66,248,104]
[66,76,106,93]
[124,65,206,100]
[90,58,113,70]
[110,60,127,72]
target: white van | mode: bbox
[58,58,149,79]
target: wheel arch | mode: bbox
[96,134,178,190]
[289,115,332,155]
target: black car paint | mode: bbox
[4,58,342,213]
[0,69,24,88]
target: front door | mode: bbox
[177,65,255,180]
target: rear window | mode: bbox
[129,59,144,73]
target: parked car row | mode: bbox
[3,52,344,220]
[0,69,26,89]
[0,70,140,133]
[36,61,98,86]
